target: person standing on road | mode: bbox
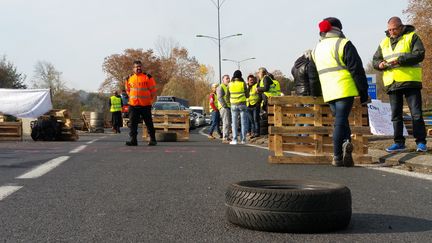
[125,60,157,146]
[246,74,261,138]
[227,70,249,145]
[256,68,282,113]
[309,17,369,167]
[217,74,232,143]
[373,16,427,153]
[208,83,223,139]
[109,90,123,134]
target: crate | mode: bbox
[142,110,190,141]
[0,121,23,141]
[268,96,371,164]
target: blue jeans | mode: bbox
[231,104,248,142]
[208,111,222,136]
[248,106,260,135]
[328,97,354,157]
[389,88,426,145]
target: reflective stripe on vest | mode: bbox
[248,83,260,106]
[259,76,281,97]
[380,32,422,86]
[228,81,247,103]
[209,93,218,112]
[110,96,122,112]
[217,83,231,109]
[312,37,359,102]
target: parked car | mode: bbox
[193,112,206,127]
[152,101,181,111]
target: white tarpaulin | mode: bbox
[0,88,52,118]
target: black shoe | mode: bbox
[125,141,138,146]
[148,140,157,146]
[342,141,354,167]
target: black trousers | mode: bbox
[389,88,426,145]
[129,105,156,141]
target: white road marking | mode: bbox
[0,185,23,201]
[363,166,432,181]
[86,139,98,144]
[16,156,70,179]
[199,130,432,181]
[69,145,87,153]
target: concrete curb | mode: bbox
[369,149,432,172]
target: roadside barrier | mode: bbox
[267,96,371,164]
[142,110,190,141]
[0,121,22,141]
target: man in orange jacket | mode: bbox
[125,60,157,146]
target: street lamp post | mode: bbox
[196,0,242,84]
[222,57,256,70]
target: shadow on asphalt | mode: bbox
[345,213,432,233]
[378,152,421,163]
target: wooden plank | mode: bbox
[274,135,283,156]
[152,110,190,116]
[269,96,325,105]
[269,155,332,164]
[270,126,371,135]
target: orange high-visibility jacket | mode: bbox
[125,73,157,106]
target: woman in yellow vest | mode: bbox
[247,75,261,138]
[373,16,427,153]
[109,90,123,134]
[227,70,249,145]
[208,83,223,139]
[309,17,369,167]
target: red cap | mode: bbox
[319,20,332,33]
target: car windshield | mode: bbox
[153,102,180,110]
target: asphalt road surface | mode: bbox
[0,128,431,242]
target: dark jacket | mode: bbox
[256,75,273,93]
[309,31,368,103]
[292,54,313,96]
[372,25,425,93]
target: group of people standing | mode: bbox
[207,68,282,145]
[207,15,428,166]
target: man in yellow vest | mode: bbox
[227,70,249,144]
[309,17,369,167]
[256,67,280,113]
[208,83,222,139]
[246,74,261,138]
[373,16,427,153]
[217,74,232,143]
[109,90,123,134]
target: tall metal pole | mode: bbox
[217,0,222,84]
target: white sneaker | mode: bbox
[240,141,246,145]
[229,140,238,145]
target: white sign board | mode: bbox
[367,99,408,136]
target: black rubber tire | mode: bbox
[225,180,351,233]
[155,132,177,142]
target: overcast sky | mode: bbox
[1,0,408,92]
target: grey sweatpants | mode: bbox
[220,107,231,139]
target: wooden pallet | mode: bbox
[142,110,190,141]
[0,121,22,141]
[267,96,371,164]
[41,109,79,141]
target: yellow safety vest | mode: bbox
[247,83,260,106]
[312,37,359,102]
[217,83,231,109]
[259,76,281,97]
[209,92,219,112]
[380,31,422,87]
[110,96,122,112]
[228,81,247,104]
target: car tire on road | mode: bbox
[225,180,352,233]
[155,132,177,142]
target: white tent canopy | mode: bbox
[0,88,52,118]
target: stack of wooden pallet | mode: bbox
[40,109,79,141]
[0,113,22,141]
